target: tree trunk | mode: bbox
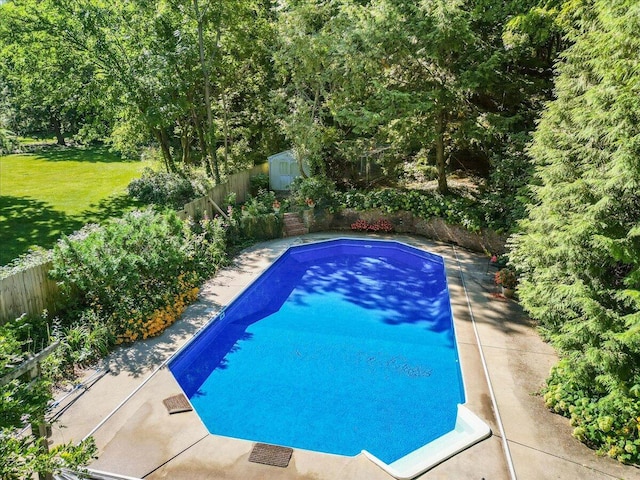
[179,119,193,165]
[153,127,176,173]
[51,116,65,146]
[181,129,192,165]
[221,89,230,169]
[192,106,214,177]
[194,0,221,183]
[435,110,448,195]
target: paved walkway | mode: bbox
[49,233,638,480]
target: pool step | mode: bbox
[283,212,308,237]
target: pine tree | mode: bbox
[509,0,640,463]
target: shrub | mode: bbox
[223,190,281,242]
[249,173,270,195]
[127,167,211,209]
[494,268,517,289]
[242,189,278,216]
[51,311,114,369]
[0,126,18,155]
[0,431,95,480]
[544,360,640,464]
[108,116,150,160]
[350,219,369,232]
[290,175,336,210]
[0,321,96,478]
[186,215,228,277]
[334,188,484,232]
[350,219,394,233]
[239,214,282,241]
[49,208,227,348]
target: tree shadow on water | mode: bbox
[290,255,453,333]
[169,250,455,397]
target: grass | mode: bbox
[17,135,56,145]
[0,146,146,265]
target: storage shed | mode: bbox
[268,150,310,190]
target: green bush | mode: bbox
[544,359,640,464]
[186,214,228,277]
[1,312,51,355]
[51,312,113,370]
[243,189,278,216]
[239,214,282,241]
[249,173,270,195]
[49,208,227,347]
[0,126,18,155]
[334,188,484,232]
[480,135,533,234]
[0,324,52,430]
[290,176,337,210]
[0,322,96,478]
[222,189,282,244]
[127,167,212,209]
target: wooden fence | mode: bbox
[0,262,59,325]
[179,164,268,220]
[0,164,270,325]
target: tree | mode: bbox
[360,0,485,194]
[273,0,341,177]
[509,0,640,463]
[0,0,109,145]
[275,0,496,193]
[208,0,283,173]
[1,0,280,174]
[0,79,18,154]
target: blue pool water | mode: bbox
[169,239,465,464]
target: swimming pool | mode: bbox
[169,238,490,478]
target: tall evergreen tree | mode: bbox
[509,0,640,463]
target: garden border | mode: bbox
[309,208,508,256]
[1,197,507,325]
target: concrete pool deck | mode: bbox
[49,233,638,480]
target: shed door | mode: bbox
[279,160,293,189]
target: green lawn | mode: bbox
[0,146,146,266]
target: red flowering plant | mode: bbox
[350,219,369,231]
[350,219,394,233]
[494,268,517,289]
[369,219,394,232]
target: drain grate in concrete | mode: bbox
[162,394,193,414]
[248,443,293,468]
